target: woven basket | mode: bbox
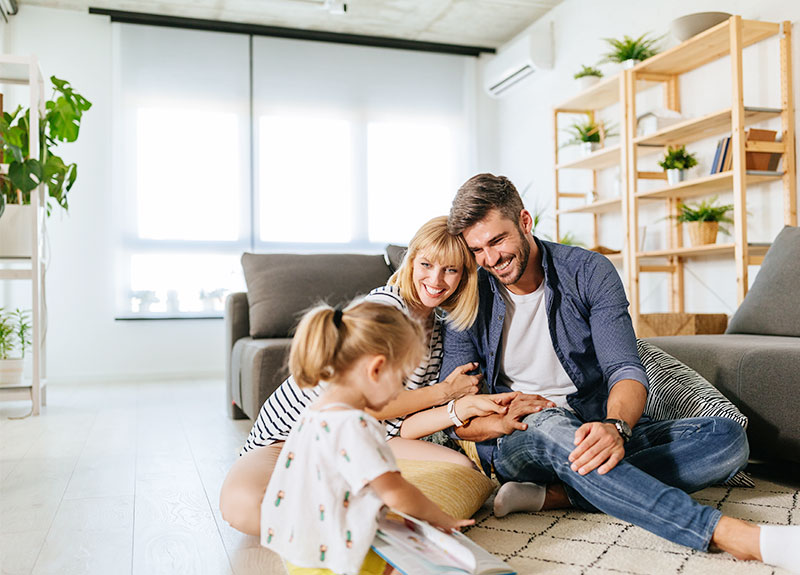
[687,221,718,246]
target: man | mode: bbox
[441,173,797,568]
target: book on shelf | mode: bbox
[710,139,723,175]
[712,136,731,174]
[371,510,516,575]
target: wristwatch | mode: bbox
[602,418,632,443]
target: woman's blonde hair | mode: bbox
[289,300,426,389]
[388,216,478,331]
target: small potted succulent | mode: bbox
[602,33,661,68]
[658,145,698,185]
[562,117,612,155]
[574,65,603,90]
[670,196,734,246]
[0,308,31,386]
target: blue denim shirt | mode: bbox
[441,236,649,471]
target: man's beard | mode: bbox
[494,229,531,286]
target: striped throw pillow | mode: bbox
[638,339,754,488]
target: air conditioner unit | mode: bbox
[483,26,553,97]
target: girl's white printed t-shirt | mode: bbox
[261,407,397,575]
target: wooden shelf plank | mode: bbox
[0,269,33,280]
[557,197,622,215]
[638,242,770,259]
[556,74,622,111]
[604,252,623,265]
[633,19,780,76]
[636,170,783,200]
[634,107,782,148]
[556,144,621,170]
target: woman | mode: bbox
[220,216,501,537]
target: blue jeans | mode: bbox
[493,408,749,550]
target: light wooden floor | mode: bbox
[0,379,287,575]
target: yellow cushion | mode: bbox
[397,459,496,520]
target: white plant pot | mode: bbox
[666,169,687,186]
[0,204,38,258]
[0,358,24,386]
[581,141,600,155]
[578,75,601,91]
[621,59,641,69]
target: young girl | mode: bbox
[261,300,480,575]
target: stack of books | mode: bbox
[710,129,782,174]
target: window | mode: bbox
[114,25,473,318]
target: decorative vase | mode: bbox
[666,168,687,186]
[0,204,38,258]
[581,141,600,155]
[687,221,719,246]
[0,358,24,386]
[578,75,601,91]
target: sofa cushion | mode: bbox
[385,244,407,272]
[241,253,392,338]
[727,226,800,337]
[637,340,753,487]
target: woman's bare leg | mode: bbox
[388,437,475,469]
[219,443,283,536]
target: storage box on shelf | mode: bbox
[0,55,47,414]
[625,16,796,328]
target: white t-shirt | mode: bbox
[498,282,577,408]
[261,406,397,575]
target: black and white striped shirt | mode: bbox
[240,285,444,454]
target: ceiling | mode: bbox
[19,0,563,49]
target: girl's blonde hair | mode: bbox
[289,300,426,389]
[388,216,478,331]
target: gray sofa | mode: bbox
[226,251,398,420]
[646,226,800,463]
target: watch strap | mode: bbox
[447,399,465,428]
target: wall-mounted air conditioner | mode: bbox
[483,24,553,97]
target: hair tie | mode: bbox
[332,307,344,328]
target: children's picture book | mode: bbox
[371,510,516,575]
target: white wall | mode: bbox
[484,0,800,316]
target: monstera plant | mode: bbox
[0,76,91,215]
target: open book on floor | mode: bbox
[371,510,516,575]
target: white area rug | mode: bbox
[464,476,798,575]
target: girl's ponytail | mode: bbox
[289,300,424,389]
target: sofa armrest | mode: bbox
[226,292,251,419]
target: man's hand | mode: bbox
[455,392,555,441]
[439,362,483,402]
[568,422,625,476]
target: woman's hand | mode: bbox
[440,362,482,402]
[454,392,515,421]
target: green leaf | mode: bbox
[8,159,43,193]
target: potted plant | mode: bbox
[670,196,734,246]
[0,76,91,257]
[602,33,661,68]
[0,308,31,386]
[658,145,698,185]
[562,117,612,155]
[574,65,603,90]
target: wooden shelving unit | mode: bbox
[552,16,796,328]
[553,71,629,275]
[626,16,797,325]
[0,55,47,415]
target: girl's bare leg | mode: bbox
[388,437,475,469]
[219,442,283,536]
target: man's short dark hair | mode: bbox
[447,173,525,235]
